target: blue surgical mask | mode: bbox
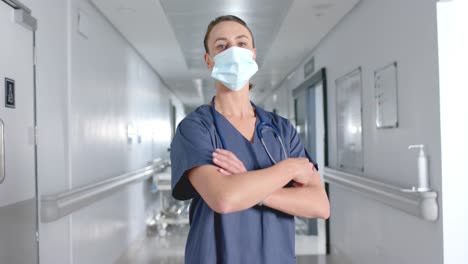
[210,47,258,91]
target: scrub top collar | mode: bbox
[210,96,266,149]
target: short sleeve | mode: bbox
[170,119,215,200]
[286,121,319,171]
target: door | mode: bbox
[293,69,328,255]
[0,1,38,263]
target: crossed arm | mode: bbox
[187,149,330,219]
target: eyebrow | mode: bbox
[235,35,250,40]
[213,35,250,43]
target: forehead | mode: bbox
[208,21,252,42]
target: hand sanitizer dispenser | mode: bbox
[408,144,430,192]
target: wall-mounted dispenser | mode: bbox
[408,144,430,192]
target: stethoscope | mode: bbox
[210,96,288,164]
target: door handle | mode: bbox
[0,119,5,184]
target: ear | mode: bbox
[204,53,214,70]
[252,48,257,61]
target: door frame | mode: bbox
[292,68,330,254]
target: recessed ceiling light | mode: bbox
[287,71,296,80]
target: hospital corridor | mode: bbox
[1,0,467,263]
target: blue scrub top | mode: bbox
[170,104,314,264]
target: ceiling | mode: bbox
[90,0,360,108]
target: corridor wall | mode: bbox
[263,0,442,263]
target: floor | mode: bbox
[115,225,187,264]
[115,225,336,264]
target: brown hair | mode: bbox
[203,15,255,54]
[203,15,256,89]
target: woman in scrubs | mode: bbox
[170,15,330,264]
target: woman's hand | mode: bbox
[212,149,247,175]
[212,149,317,187]
[278,158,316,186]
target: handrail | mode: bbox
[3,0,32,13]
[323,167,438,221]
[41,159,171,223]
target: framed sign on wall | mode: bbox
[374,62,399,128]
[5,78,15,108]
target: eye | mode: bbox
[238,42,247,47]
[216,44,226,50]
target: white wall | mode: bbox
[261,84,290,122]
[437,1,468,263]
[263,0,443,263]
[21,0,184,263]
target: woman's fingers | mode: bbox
[212,155,230,170]
[212,152,243,173]
[215,149,245,166]
[217,168,232,176]
[212,149,247,173]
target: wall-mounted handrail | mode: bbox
[323,167,438,221]
[41,159,170,223]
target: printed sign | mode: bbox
[304,57,315,78]
[5,78,15,108]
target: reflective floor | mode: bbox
[115,225,335,264]
[115,225,187,264]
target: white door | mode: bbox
[0,1,38,263]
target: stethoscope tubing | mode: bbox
[210,96,288,164]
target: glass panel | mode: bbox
[336,68,364,172]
